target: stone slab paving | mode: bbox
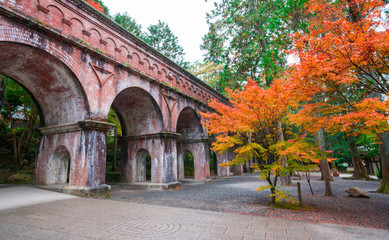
[0,186,388,240]
[0,186,77,211]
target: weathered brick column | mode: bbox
[121,132,180,187]
[177,138,211,180]
[215,152,231,177]
[35,120,114,194]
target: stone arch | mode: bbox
[160,69,168,83]
[177,150,194,180]
[119,45,130,63]
[110,86,173,184]
[70,18,84,40]
[89,28,102,49]
[176,107,210,180]
[152,64,159,79]
[131,52,140,69]
[105,38,116,58]
[0,42,89,126]
[171,75,177,86]
[110,87,163,136]
[177,77,184,86]
[176,107,204,140]
[142,58,150,74]
[182,81,188,90]
[210,150,218,176]
[136,149,152,182]
[46,5,64,32]
[46,146,71,184]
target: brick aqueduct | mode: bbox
[0,0,242,192]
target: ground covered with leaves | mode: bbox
[110,173,388,230]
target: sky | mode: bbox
[103,0,219,63]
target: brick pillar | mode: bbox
[230,165,243,176]
[121,132,179,184]
[226,146,243,176]
[177,139,210,180]
[35,120,114,192]
[216,151,231,177]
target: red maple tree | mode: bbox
[201,79,322,203]
[288,0,389,182]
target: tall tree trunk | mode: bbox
[346,135,372,180]
[277,121,291,186]
[377,132,389,193]
[315,128,333,196]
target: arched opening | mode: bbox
[0,43,88,126]
[210,151,218,176]
[176,107,210,180]
[0,76,40,182]
[0,43,88,184]
[136,149,152,182]
[110,87,163,137]
[109,87,163,183]
[105,108,123,183]
[47,146,71,185]
[176,107,204,141]
[178,150,194,179]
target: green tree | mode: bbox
[113,15,189,69]
[0,76,39,169]
[106,108,122,172]
[145,20,189,68]
[202,0,309,186]
[189,61,223,90]
[202,0,308,91]
[113,12,145,39]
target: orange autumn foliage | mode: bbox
[201,78,323,165]
[84,0,105,14]
[288,0,389,137]
[202,78,293,159]
[201,78,322,203]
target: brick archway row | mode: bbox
[0,0,225,105]
[0,0,238,193]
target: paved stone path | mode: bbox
[0,186,388,239]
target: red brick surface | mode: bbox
[0,0,232,188]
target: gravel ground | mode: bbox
[110,173,389,230]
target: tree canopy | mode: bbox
[201,78,321,203]
[85,1,189,68]
[201,0,308,91]
[202,0,389,196]
[145,21,189,68]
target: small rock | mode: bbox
[332,171,339,177]
[8,173,32,183]
[345,187,370,198]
